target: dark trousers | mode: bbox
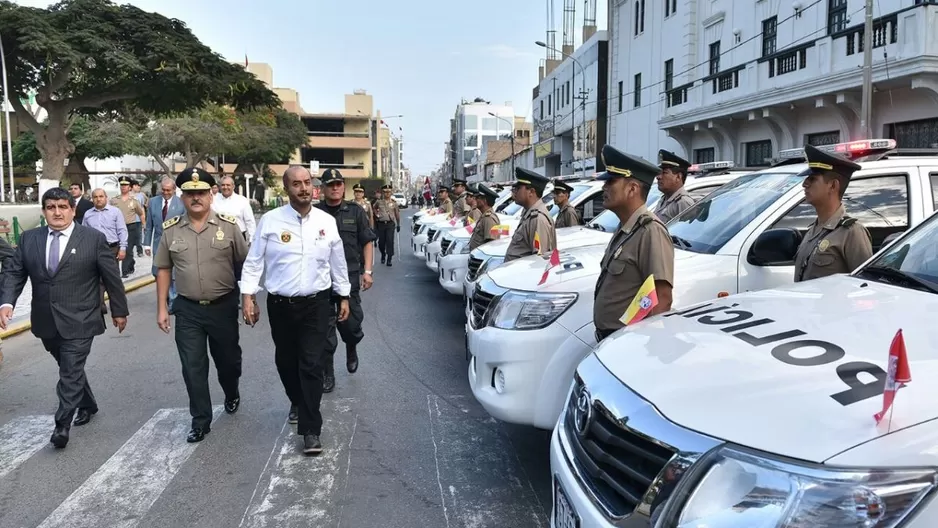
[173,292,242,430]
[121,222,141,276]
[100,244,120,314]
[40,335,97,428]
[325,272,364,365]
[267,290,331,436]
[377,221,395,257]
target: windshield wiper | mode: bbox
[859,265,938,294]
[589,224,606,232]
[671,235,692,249]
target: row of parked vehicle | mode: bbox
[410,138,938,527]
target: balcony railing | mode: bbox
[768,47,807,77]
[844,13,898,56]
[306,131,370,138]
[666,82,691,107]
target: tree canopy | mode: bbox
[228,108,308,177]
[134,104,244,175]
[0,0,280,182]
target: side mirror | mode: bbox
[748,228,803,266]
[882,231,904,247]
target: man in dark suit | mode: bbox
[0,187,129,449]
[68,182,93,224]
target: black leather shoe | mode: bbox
[380,254,386,264]
[323,373,335,393]
[386,260,393,267]
[73,408,97,427]
[288,405,298,424]
[186,427,209,443]
[224,397,240,414]
[303,434,322,455]
[347,345,359,374]
[50,426,69,449]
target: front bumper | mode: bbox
[425,244,441,272]
[439,254,470,295]
[467,322,594,430]
[412,234,428,259]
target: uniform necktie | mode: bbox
[162,199,168,221]
[48,230,62,273]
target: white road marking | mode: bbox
[427,395,547,528]
[428,396,451,528]
[239,398,357,528]
[36,406,223,528]
[0,415,55,480]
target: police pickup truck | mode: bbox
[411,188,512,259]
[551,202,938,528]
[467,139,938,430]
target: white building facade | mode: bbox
[607,0,938,166]
[532,31,610,177]
[454,99,515,182]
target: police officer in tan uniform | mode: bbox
[593,145,674,342]
[437,187,454,215]
[373,183,400,266]
[155,168,248,443]
[793,144,872,282]
[505,168,557,262]
[552,179,581,228]
[352,184,374,230]
[469,184,500,251]
[653,149,696,224]
[451,179,472,219]
[466,184,481,223]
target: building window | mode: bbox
[540,99,544,120]
[640,0,646,33]
[828,0,847,34]
[464,115,478,129]
[887,117,938,148]
[634,0,645,35]
[634,73,642,108]
[548,94,552,115]
[617,81,623,112]
[762,17,777,57]
[806,131,841,146]
[745,140,773,167]
[709,41,721,76]
[694,148,715,164]
[634,2,640,35]
[664,59,673,91]
[566,81,571,106]
[665,0,676,17]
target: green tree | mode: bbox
[0,0,278,184]
[133,105,243,177]
[228,108,308,179]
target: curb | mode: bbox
[0,275,156,341]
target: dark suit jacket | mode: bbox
[0,224,129,339]
[73,197,93,224]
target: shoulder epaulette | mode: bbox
[636,214,656,228]
[162,215,181,229]
[217,213,238,225]
[838,216,858,228]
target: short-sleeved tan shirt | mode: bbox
[505,199,557,262]
[555,204,581,229]
[453,193,471,217]
[593,205,675,333]
[467,207,482,224]
[373,199,399,224]
[355,199,373,220]
[794,204,872,282]
[653,186,696,224]
[469,209,499,251]
[439,198,453,215]
[110,195,145,224]
[155,212,248,301]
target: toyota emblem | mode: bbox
[574,386,592,436]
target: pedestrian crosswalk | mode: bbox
[0,396,548,528]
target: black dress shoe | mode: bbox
[323,373,335,393]
[288,405,298,424]
[50,426,69,449]
[380,254,386,264]
[186,427,209,443]
[73,408,97,427]
[347,345,359,374]
[303,434,322,455]
[224,397,240,414]
[386,260,393,267]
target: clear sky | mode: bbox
[16,0,607,177]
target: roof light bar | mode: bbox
[689,160,736,172]
[778,139,898,160]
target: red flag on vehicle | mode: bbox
[538,248,561,286]
[874,329,912,425]
[422,177,432,202]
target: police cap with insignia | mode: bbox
[452,179,467,188]
[514,167,550,195]
[381,183,393,191]
[320,168,344,185]
[658,149,691,173]
[466,182,480,195]
[804,143,861,180]
[438,186,450,193]
[175,167,215,192]
[552,179,575,194]
[596,144,659,186]
[118,176,134,186]
[478,183,499,205]
[352,183,365,192]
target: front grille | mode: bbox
[470,284,497,329]
[564,388,676,517]
[440,238,452,255]
[427,228,438,241]
[412,222,420,235]
[466,256,484,281]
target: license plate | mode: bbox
[553,478,580,528]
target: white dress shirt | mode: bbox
[239,205,351,297]
[213,192,256,240]
[46,222,76,271]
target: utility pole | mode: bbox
[859,0,874,139]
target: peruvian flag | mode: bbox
[244,54,249,67]
[874,329,912,425]
[422,177,432,202]
[538,248,561,286]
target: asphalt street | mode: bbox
[0,212,553,528]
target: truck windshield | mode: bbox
[501,194,553,216]
[857,211,938,294]
[547,184,594,216]
[667,170,804,254]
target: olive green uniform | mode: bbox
[555,203,580,229]
[653,186,695,224]
[469,209,499,251]
[794,204,872,282]
[505,199,557,262]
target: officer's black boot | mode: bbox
[323,359,336,393]
[347,343,359,373]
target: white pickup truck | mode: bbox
[468,140,938,431]
[551,204,938,528]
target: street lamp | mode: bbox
[536,40,588,179]
[488,112,515,182]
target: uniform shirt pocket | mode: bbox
[607,256,628,275]
[169,240,189,253]
[811,252,836,267]
[211,238,232,250]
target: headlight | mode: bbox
[662,445,937,528]
[480,256,505,274]
[459,243,472,255]
[488,291,577,330]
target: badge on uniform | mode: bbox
[280,231,291,243]
[819,239,830,252]
[215,229,225,241]
[613,245,624,259]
